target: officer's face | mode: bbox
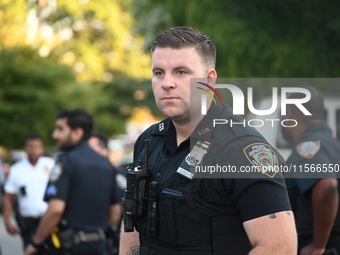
[25,139,44,163]
[88,137,109,157]
[52,117,76,152]
[152,47,216,124]
[280,108,295,144]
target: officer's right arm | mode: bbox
[300,178,338,255]
[2,167,19,234]
[2,193,19,234]
[119,228,140,255]
[244,210,297,255]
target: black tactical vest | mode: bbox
[133,106,269,254]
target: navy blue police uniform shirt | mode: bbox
[285,123,340,194]
[134,103,292,224]
[285,123,340,243]
[45,141,120,231]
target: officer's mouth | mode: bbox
[162,97,179,101]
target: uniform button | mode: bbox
[156,173,161,178]
[151,252,156,255]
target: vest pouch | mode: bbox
[212,215,252,255]
[58,228,76,250]
[157,192,203,247]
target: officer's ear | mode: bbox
[206,68,217,86]
[72,127,84,143]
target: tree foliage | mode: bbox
[0,0,154,148]
[132,0,340,78]
[0,47,75,147]
[1,0,340,148]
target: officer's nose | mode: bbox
[51,129,58,140]
[162,74,175,90]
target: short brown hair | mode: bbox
[151,26,216,68]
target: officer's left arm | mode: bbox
[25,199,65,255]
[243,210,297,254]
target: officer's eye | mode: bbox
[178,70,186,75]
[154,71,164,76]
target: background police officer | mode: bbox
[25,109,121,255]
[282,87,340,255]
[88,131,126,255]
[120,26,297,255]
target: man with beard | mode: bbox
[25,109,121,255]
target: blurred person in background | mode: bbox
[88,131,127,194]
[88,131,126,255]
[282,87,340,255]
[25,109,121,255]
[2,134,54,253]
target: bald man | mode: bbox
[282,87,340,255]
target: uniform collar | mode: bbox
[150,103,226,142]
[191,103,225,141]
[151,118,172,136]
[69,140,89,151]
[304,122,331,135]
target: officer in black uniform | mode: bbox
[120,26,297,255]
[88,131,126,255]
[282,87,340,255]
[25,109,121,255]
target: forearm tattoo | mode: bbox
[127,246,140,255]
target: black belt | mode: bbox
[22,217,41,229]
[74,229,106,244]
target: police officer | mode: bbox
[120,26,297,255]
[88,131,126,255]
[282,87,340,255]
[88,131,127,196]
[3,134,54,252]
[25,109,121,255]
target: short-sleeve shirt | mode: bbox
[45,141,120,231]
[4,156,54,217]
[134,103,291,223]
[285,123,340,195]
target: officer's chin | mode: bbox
[58,143,74,152]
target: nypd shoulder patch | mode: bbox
[49,162,63,183]
[296,140,320,159]
[243,143,279,178]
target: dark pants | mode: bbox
[19,217,41,247]
[63,241,109,255]
[19,217,48,255]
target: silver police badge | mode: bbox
[185,141,211,166]
[243,143,279,178]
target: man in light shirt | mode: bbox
[2,134,54,252]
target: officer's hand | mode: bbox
[5,222,19,234]
[300,243,325,255]
[25,244,38,255]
